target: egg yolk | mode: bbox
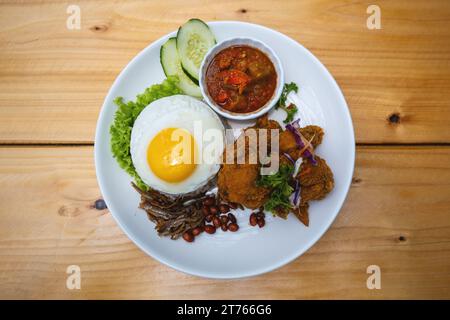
[147,128,197,183]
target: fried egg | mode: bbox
[130,95,225,194]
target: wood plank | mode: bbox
[1,0,450,144]
[0,146,449,299]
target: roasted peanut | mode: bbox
[202,206,210,216]
[256,212,265,219]
[209,205,219,215]
[213,217,221,228]
[228,213,237,223]
[249,213,258,226]
[203,197,215,206]
[220,215,229,225]
[204,225,216,234]
[228,223,239,232]
[219,204,230,214]
[182,231,194,242]
[192,227,203,236]
[257,218,265,228]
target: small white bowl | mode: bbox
[199,37,284,120]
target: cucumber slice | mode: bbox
[160,37,202,97]
[176,18,216,80]
[182,65,199,85]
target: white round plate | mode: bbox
[95,21,355,279]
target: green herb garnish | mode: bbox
[278,82,298,107]
[110,76,182,190]
[283,103,298,123]
[276,82,299,123]
[257,164,295,214]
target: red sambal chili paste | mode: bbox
[205,45,277,113]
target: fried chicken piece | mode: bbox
[279,125,325,161]
[218,115,276,209]
[218,150,271,209]
[218,115,327,212]
[231,114,281,166]
[298,156,334,195]
[250,114,282,155]
[292,156,334,225]
[279,130,298,159]
[255,114,282,131]
[298,156,334,202]
[300,125,324,147]
[292,204,309,226]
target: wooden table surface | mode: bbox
[1,0,449,299]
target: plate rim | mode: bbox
[94,20,355,279]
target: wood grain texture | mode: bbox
[1,0,450,143]
[0,146,449,299]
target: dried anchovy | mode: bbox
[131,180,215,240]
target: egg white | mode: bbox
[130,95,225,194]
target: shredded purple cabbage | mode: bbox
[303,149,317,166]
[291,118,301,129]
[285,123,303,146]
[286,121,317,165]
[293,179,300,206]
[283,152,295,165]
